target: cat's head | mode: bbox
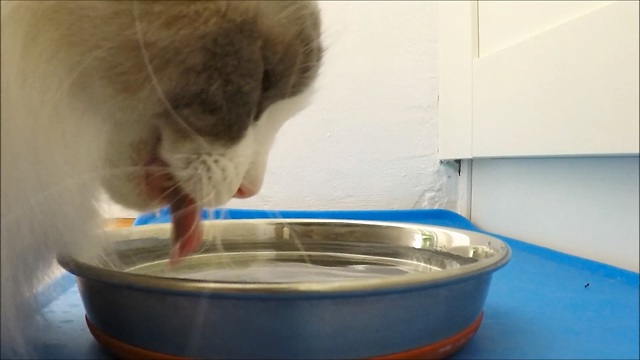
[84,1,323,211]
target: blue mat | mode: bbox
[33,209,639,359]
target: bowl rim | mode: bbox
[57,219,511,296]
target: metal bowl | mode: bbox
[58,219,510,359]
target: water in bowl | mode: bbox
[126,251,439,283]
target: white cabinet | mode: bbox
[439,1,639,159]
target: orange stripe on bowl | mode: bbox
[86,313,482,360]
[371,313,483,359]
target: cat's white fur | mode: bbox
[0,1,319,356]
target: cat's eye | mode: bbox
[253,105,266,122]
[261,70,273,93]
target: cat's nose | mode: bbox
[233,184,256,199]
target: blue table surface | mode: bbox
[33,209,639,359]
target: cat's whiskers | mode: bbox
[170,197,200,245]
[179,171,209,352]
[188,170,212,257]
[2,165,176,224]
[185,170,244,267]
[272,208,311,265]
[3,156,236,231]
[55,47,108,102]
[154,182,184,209]
[172,154,200,160]
[235,195,311,266]
[192,171,211,257]
[97,251,121,271]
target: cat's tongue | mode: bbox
[144,157,202,262]
[168,189,202,262]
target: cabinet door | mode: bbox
[439,1,639,159]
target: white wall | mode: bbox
[101,1,460,217]
[471,157,639,272]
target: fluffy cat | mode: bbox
[0,1,322,356]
